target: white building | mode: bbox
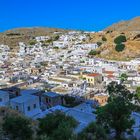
[0,52,9,61]
[10,95,41,118]
[35,36,50,42]
[0,44,10,52]
[0,44,10,61]
[53,41,69,48]
[0,90,9,106]
[74,43,98,50]
[19,42,26,56]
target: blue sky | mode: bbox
[0,0,140,32]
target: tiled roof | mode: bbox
[107,75,115,78]
[87,73,100,77]
[104,71,114,75]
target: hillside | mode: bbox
[105,17,140,31]
[87,16,140,60]
[0,27,68,49]
[1,22,140,61]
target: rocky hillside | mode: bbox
[105,17,140,31]
[89,16,140,60]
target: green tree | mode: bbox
[120,73,128,83]
[97,42,102,47]
[45,38,53,44]
[36,135,52,140]
[29,40,37,45]
[115,44,125,52]
[114,35,127,44]
[78,122,107,140]
[133,88,140,112]
[88,50,97,55]
[136,87,140,100]
[63,95,78,107]
[134,87,140,105]
[3,116,33,140]
[107,81,133,102]
[106,30,113,34]
[102,36,107,42]
[97,82,135,140]
[97,97,134,140]
[52,122,75,140]
[38,111,77,139]
[53,35,59,41]
[88,50,100,56]
[53,46,59,49]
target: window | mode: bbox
[46,98,51,103]
[16,106,18,110]
[0,98,2,102]
[49,98,51,103]
[46,98,49,103]
[27,106,30,111]
[33,104,36,109]
[16,91,19,96]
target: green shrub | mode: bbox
[114,35,127,44]
[3,116,33,140]
[120,73,128,82]
[106,30,113,34]
[102,36,107,41]
[53,35,60,41]
[78,122,107,140]
[97,42,102,46]
[38,111,77,140]
[53,46,59,49]
[88,50,100,55]
[115,44,125,52]
[45,39,53,43]
[29,40,37,45]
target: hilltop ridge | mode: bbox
[0,27,69,48]
[105,16,140,31]
[1,17,140,60]
[88,16,140,60]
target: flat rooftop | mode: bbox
[10,95,37,103]
[66,108,96,133]
[21,89,40,95]
[0,90,8,95]
[43,92,60,97]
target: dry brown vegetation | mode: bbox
[1,18,140,61]
[89,31,140,60]
[88,17,140,60]
[0,27,69,49]
[105,16,140,31]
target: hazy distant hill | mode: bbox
[105,17,140,31]
[0,27,68,48]
[5,27,68,36]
